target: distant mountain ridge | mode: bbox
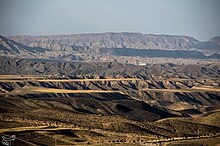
[9,32,199,51]
[1,33,220,61]
[209,36,220,42]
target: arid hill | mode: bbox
[1,56,220,78]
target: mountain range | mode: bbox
[0,33,220,62]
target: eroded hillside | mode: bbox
[0,57,220,145]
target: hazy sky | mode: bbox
[0,0,219,41]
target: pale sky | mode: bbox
[0,0,220,41]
